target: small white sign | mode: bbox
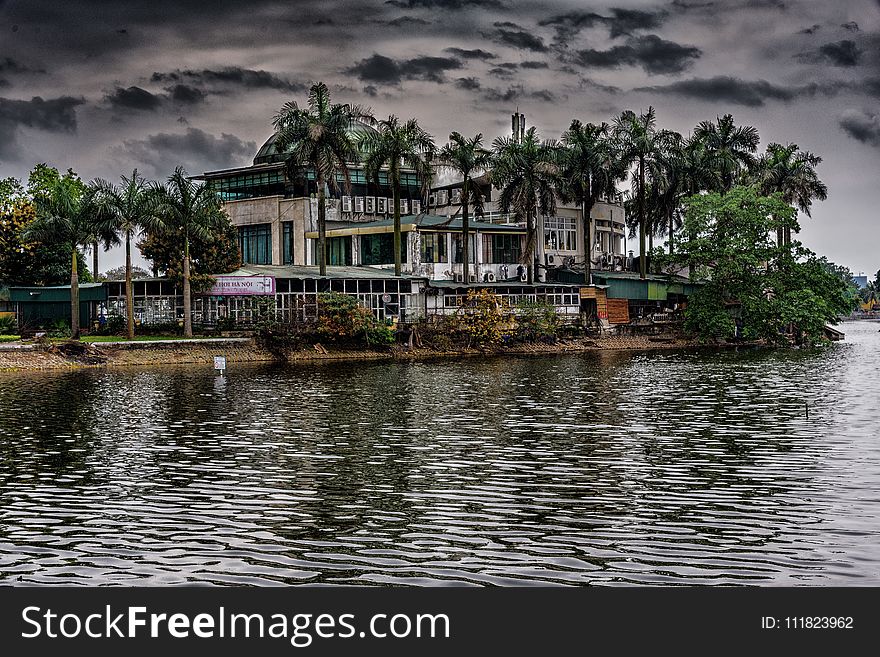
[214,356,227,371]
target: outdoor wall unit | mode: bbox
[377,197,387,214]
[411,199,421,215]
[342,196,352,213]
[354,196,365,213]
[400,199,409,215]
[365,196,376,214]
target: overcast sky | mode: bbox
[1,0,878,275]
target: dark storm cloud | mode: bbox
[606,8,669,38]
[444,48,497,60]
[488,22,548,52]
[839,110,880,147]
[115,127,256,178]
[520,61,549,69]
[166,84,206,105]
[796,40,863,67]
[150,67,304,92]
[799,24,821,35]
[385,16,430,27]
[0,57,45,75]
[482,84,557,103]
[455,77,481,90]
[347,54,462,85]
[574,35,701,75]
[841,21,859,32]
[539,7,668,44]
[105,86,162,111]
[385,0,503,8]
[634,76,820,106]
[0,95,84,160]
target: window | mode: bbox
[283,222,294,265]
[328,237,352,266]
[452,234,476,264]
[360,234,407,265]
[483,234,522,263]
[544,217,577,251]
[239,223,272,264]
[421,232,447,263]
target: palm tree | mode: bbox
[613,107,668,279]
[93,169,158,340]
[24,178,102,339]
[272,82,372,276]
[360,115,435,276]
[491,126,558,285]
[753,142,827,247]
[693,114,759,193]
[437,132,492,283]
[557,120,623,284]
[147,167,224,337]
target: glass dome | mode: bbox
[253,120,377,165]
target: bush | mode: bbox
[0,313,16,334]
[456,289,511,349]
[515,300,559,343]
[316,292,394,347]
[46,317,72,339]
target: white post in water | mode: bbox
[214,355,227,376]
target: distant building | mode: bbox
[853,275,868,289]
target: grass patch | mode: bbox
[80,335,228,342]
[0,335,21,343]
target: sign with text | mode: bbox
[209,276,276,296]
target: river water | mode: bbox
[0,321,878,586]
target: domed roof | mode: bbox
[253,120,377,165]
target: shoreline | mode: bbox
[0,334,714,372]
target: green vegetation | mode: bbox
[515,299,560,343]
[455,288,510,349]
[317,292,394,346]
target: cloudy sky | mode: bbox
[1,0,878,274]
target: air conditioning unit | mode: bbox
[342,196,352,213]
[519,273,528,282]
[365,196,376,214]
[377,197,387,214]
[454,273,464,283]
[547,254,555,264]
[468,274,478,283]
[437,190,449,205]
[354,196,365,213]
[485,272,496,282]
[400,199,409,215]
[411,199,421,215]
[451,188,462,204]
[428,193,437,206]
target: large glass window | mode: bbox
[328,237,352,266]
[544,216,577,251]
[238,223,272,264]
[420,232,447,263]
[360,234,407,265]
[483,234,522,263]
[283,222,294,265]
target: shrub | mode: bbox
[456,289,511,349]
[0,313,16,334]
[316,292,394,347]
[515,299,559,343]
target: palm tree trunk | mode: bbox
[462,178,470,284]
[783,225,791,247]
[317,174,327,276]
[70,247,80,340]
[392,166,402,277]
[527,210,535,285]
[583,198,592,285]
[125,230,134,340]
[668,211,674,256]
[183,236,193,337]
[638,155,646,279]
[92,241,99,281]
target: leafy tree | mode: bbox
[273,82,372,276]
[455,289,510,349]
[97,265,151,281]
[692,114,759,193]
[23,175,103,339]
[316,292,394,346]
[361,115,435,276]
[674,186,851,345]
[437,132,491,283]
[93,169,159,340]
[557,120,623,282]
[491,126,558,285]
[144,167,232,337]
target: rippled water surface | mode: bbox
[1,322,879,586]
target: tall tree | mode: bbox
[437,132,492,283]
[93,169,158,340]
[613,107,667,279]
[23,176,102,339]
[692,114,759,193]
[361,115,435,276]
[491,126,558,285]
[753,142,827,248]
[147,167,226,337]
[557,120,623,284]
[273,82,372,276]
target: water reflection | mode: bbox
[0,322,878,585]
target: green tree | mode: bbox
[491,126,558,285]
[145,167,230,337]
[93,169,160,340]
[437,132,492,283]
[23,175,103,339]
[273,82,372,276]
[361,115,435,276]
[752,142,827,247]
[692,114,759,193]
[557,120,623,283]
[674,186,849,345]
[613,107,669,279]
